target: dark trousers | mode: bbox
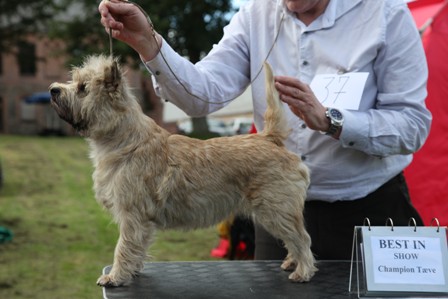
[254,173,423,260]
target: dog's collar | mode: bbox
[71,119,89,136]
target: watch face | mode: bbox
[329,109,343,121]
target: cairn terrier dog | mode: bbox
[49,55,317,287]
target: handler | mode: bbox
[98,0,431,260]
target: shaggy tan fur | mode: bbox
[49,55,317,287]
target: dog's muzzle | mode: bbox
[48,86,71,124]
[48,85,89,135]
[50,87,61,98]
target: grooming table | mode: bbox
[101,260,354,298]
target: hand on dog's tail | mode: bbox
[261,62,289,146]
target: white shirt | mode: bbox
[144,0,431,202]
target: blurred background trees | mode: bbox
[1,0,235,63]
[0,0,59,53]
[0,0,237,135]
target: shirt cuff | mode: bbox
[140,38,180,84]
[339,109,370,151]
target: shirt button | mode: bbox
[154,70,161,76]
[301,155,307,161]
[348,141,355,146]
[302,61,309,66]
[301,123,307,129]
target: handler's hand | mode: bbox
[98,0,162,61]
[275,76,330,132]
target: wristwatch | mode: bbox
[324,108,344,136]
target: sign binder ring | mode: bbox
[363,217,371,230]
[431,217,440,232]
[385,217,394,231]
[408,217,417,232]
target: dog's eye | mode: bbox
[78,83,87,93]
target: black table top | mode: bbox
[102,260,355,299]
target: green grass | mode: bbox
[0,135,219,299]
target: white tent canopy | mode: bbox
[163,87,253,123]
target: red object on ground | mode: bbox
[405,0,448,226]
[210,238,230,258]
[249,123,257,134]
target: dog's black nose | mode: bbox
[50,87,60,96]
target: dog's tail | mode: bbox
[260,62,289,146]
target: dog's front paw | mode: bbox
[97,274,122,287]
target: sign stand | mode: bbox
[349,218,448,298]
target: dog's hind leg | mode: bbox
[254,200,317,282]
[97,216,155,287]
[281,226,317,282]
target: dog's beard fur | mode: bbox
[49,54,317,287]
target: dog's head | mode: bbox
[49,55,133,137]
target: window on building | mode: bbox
[18,41,36,76]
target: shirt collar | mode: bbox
[278,0,363,30]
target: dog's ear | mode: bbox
[104,60,121,91]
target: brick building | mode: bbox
[0,35,168,135]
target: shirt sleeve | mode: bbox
[142,7,251,118]
[340,2,432,157]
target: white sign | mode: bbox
[310,72,369,110]
[370,236,445,285]
[360,226,448,295]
